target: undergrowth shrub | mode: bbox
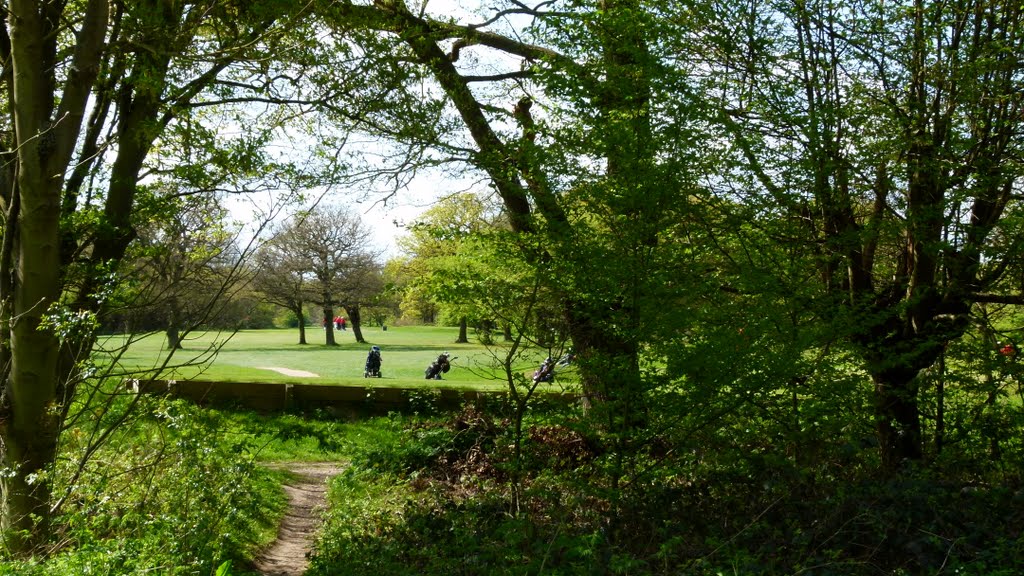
[347,409,502,479]
[224,408,353,459]
[307,402,1024,576]
[309,465,608,576]
[0,397,285,576]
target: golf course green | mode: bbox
[101,325,573,392]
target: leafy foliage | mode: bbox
[0,397,284,574]
[307,399,1024,575]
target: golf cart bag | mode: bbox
[424,352,452,380]
[364,346,382,378]
[532,356,556,383]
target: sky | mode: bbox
[227,166,481,262]
[353,0,502,257]
[351,180,442,259]
[353,166,488,259]
[229,0,510,261]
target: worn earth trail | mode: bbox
[253,462,344,576]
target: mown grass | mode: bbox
[99,325,575,392]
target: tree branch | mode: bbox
[969,293,1024,305]
[464,70,534,82]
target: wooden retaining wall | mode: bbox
[131,379,578,414]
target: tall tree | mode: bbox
[701,0,1024,469]
[273,205,380,345]
[129,186,242,349]
[253,233,313,344]
[320,0,702,429]
[397,193,503,342]
[0,0,316,552]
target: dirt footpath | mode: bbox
[253,462,344,576]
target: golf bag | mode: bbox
[424,352,452,380]
[532,357,556,383]
[364,346,382,378]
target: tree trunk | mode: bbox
[3,212,61,549]
[166,296,183,349]
[1,418,58,554]
[870,370,923,469]
[2,0,121,553]
[321,306,336,346]
[2,0,74,551]
[294,303,307,345]
[456,317,468,343]
[166,326,181,350]
[345,304,365,344]
[479,319,494,345]
[576,0,651,422]
[339,0,650,419]
[566,303,643,427]
[934,348,946,455]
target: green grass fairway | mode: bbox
[100,325,574,392]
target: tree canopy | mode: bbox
[2,0,1023,562]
